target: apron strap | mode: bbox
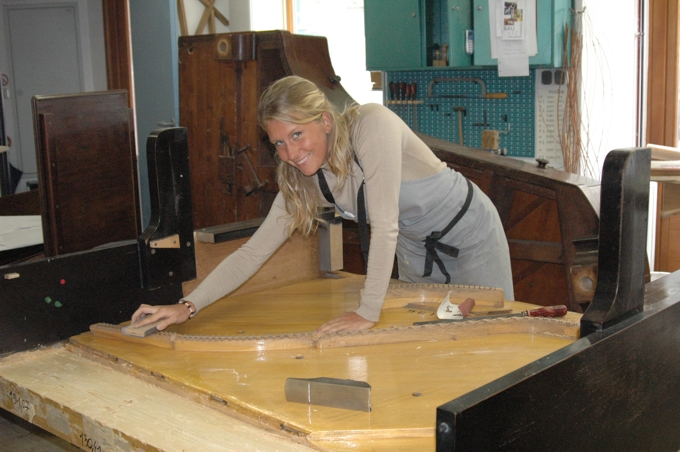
[316,159,369,264]
[423,178,474,284]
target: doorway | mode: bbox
[0,0,106,194]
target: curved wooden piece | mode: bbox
[89,316,579,352]
[580,148,650,336]
[379,283,505,309]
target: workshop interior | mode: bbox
[1,1,680,451]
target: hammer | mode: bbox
[453,106,466,145]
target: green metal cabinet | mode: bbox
[364,0,424,70]
[446,0,473,66]
[364,0,571,70]
[471,0,571,67]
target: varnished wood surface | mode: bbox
[182,231,322,297]
[67,274,580,450]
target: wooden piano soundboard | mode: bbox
[0,265,580,451]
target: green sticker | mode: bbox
[54,301,62,308]
[45,297,52,304]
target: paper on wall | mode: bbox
[488,0,537,77]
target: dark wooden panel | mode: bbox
[427,135,601,311]
[32,91,140,256]
[434,149,678,451]
[437,291,680,451]
[102,0,133,104]
[179,31,352,230]
[0,190,40,216]
[0,128,195,355]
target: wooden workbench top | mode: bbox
[2,273,581,451]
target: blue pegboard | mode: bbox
[385,70,535,158]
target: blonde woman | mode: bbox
[132,76,514,333]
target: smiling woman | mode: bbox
[131,75,514,335]
[265,113,332,176]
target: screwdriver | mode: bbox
[413,305,568,325]
[398,82,405,119]
[388,81,395,112]
[405,83,412,126]
[411,82,418,131]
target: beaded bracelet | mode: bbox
[178,300,197,319]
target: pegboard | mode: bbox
[385,70,535,158]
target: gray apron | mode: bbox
[396,167,515,300]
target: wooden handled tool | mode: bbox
[414,305,568,325]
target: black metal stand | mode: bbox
[0,93,11,196]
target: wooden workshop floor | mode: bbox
[0,408,79,452]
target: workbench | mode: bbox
[0,276,581,451]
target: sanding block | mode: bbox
[122,318,163,338]
[284,377,371,412]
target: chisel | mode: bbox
[413,305,568,325]
[388,81,395,112]
[405,83,412,127]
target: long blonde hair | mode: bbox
[258,76,358,237]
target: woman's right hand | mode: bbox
[130,302,194,331]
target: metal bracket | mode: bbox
[150,234,180,249]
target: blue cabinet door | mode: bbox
[447,0,473,67]
[365,0,424,70]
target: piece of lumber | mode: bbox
[195,0,215,35]
[177,0,188,36]
[0,345,313,451]
[182,231,322,297]
[198,0,229,25]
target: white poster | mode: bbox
[488,0,537,77]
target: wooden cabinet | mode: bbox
[365,0,571,70]
[178,31,352,229]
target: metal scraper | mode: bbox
[284,377,371,412]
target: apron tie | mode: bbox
[423,178,473,284]
[316,155,368,263]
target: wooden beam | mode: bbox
[102,0,133,105]
[286,0,295,32]
[198,0,229,26]
[177,0,188,36]
[195,0,215,35]
[0,346,310,451]
[648,0,680,271]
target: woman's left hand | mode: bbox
[316,312,375,333]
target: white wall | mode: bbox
[0,0,106,192]
[250,0,381,105]
[577,1,656,268]
[578,0,641,179]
